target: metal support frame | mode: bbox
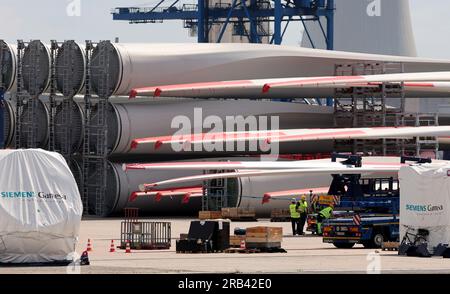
[202,169,230,211]
[81,41,93,215]
[50,40,79,158]
[395,112,440,159]
[82,40,110,216]
[14,40,37,149]
[112,0,334,48]
[48,41,58,153]
[333,62,403,156]
[333,62,439,158]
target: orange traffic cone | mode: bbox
[87,239,93,252]
[125,240,132,253]
[109,240,116,253]
[240,240,246,249]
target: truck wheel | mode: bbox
[333,243,355,249]
[363,232,384,249]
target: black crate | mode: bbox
[176,239,214,253]
[188,221,216,240]
[188,220,230,251]
[213,221,230,251]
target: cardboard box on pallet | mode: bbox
[239,208,256,218]
[229,235,246,247]
[221,208,256,219]
[270,209,290,218]
[245,227,283,243]
[221,208,239,219]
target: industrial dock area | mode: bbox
[0,218,449,275]
[1,0,450,281]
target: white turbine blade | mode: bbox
[129,72,450,100]
[140,167,400,191]
[130,126,450,150]
[129,79,268,98]
[125,157,403,171]
[129,186,203,201]
[264,187,331,198]
[130,130,283,151]
[270,126,450,144]
[263,71,450,92]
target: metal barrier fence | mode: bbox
[120,221,171,250]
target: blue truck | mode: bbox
[321,155,430,249]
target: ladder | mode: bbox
[81,41,93,215]
[202,169,229,211]
[14,41,26,149]
[82,41,110,216]
[48,41,58,153]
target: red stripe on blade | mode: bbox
[266,76,365,88]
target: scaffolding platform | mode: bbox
[333,62,439,159]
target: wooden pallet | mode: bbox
[270,209,290,222]
[222,208,256,221]
[382,242,400,251]
[176,250,225,254]
[199,211,222,220]
[224,247,287,254]
[118,244,171,250]
[229,235,246,247]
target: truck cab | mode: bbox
[319,154,403,249]
[322,175,401,248]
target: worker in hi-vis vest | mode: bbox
[316,204,334,236]
[289,198,301,235]
[298,195,308,235]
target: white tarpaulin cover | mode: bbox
[399,163,450,252]
[0,149,82,263]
